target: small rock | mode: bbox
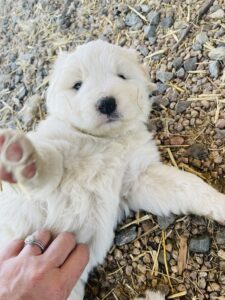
[137,45,149,57]
[172,57,183,70]
[160,16,174,28]
[157,215,176,230]
[187,143,208,160]
[215,129,225,139]
[151,95,169,110]
[216,231,225,245]
[156,82,167,93]
[17,84,27,100]
[125,12,143,29]
[209,9,225,19]
[192,42,202,51]
[176,101,190,114]
[148,37,157,45]
[156,70,173,83]
[209,61,220,78]
[198,277,207,289]
[209,47,225,60]
[115,225,137,246]
[176,67,185,78]
[147,25,157,38]
[125,265,133,276]
[189,235,211,253]
[184,57,197,71]
[170,136,184,145]
[140,4,150,13]
[158,249,171,264]
[147,11,160,25]
[114,249,123,260]
[216,119,225,129]
[196,32,208,44]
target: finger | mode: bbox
[20,230,51,257]
[60,244,89,290]
[43,232,76,267]
[0,239,24,261]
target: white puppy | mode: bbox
[0,40,224,300]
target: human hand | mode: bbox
[0,230,89,300]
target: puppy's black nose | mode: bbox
[98,97,117,115]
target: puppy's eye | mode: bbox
[73,81,82,90]
[118,74,126,80]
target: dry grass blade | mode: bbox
[178,236,188,275]
[127,5,147,22]
[179,163,208,181]
[167,148,178,168]
[120,214,152,230]
[146,49,167,59]
[168,291,187,299]
[162,230,173,291]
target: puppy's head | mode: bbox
[47,40,155,136]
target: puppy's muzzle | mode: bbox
[97,97,117,116]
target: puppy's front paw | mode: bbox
[0,129,37,183]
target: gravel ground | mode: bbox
[1,0,225,299]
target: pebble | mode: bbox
[156,70,173,83]
[151,95,169,110]
[216,119,225,129]
[125,12,143,29]
[17,83,27,100]
[156,82,167,94]
[137,45,149,57]
[114,225,137,246]
[147,11,160,25]
[125,265,133,276]
[216,231,225,245]
[209,9,225,19]
[147,25,157,38]
[170,136,184,145]
[176,101,190,114]
[189,236,211,253]
[176,67,185,78]
[158,249,171,264]
[215,129,225,139]
[184,57,197,71]
[198,277,207,289]
[172,57,183,70]
[187,143,208,160]
[157,215,176,230]
[208,47,225,60]
[114,249,123,260]
[160,16,174,28]
[196,32,208,44]
[208,61,220,78]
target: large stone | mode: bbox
[156,70,173,83]
[157,215,176,230]
[147,11,160,25]
[209,47,225,60]
[189,236,211,253]
[184,57,197,71]
[115,225,137,246]
[187,143,208,160]
[209,61,220,78]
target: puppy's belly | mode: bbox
[0,183,119,257]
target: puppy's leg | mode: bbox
[0,129,63,193]
[124,162,225,224]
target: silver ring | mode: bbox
[24,234,46,253]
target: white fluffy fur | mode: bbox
[0,40,225,300]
